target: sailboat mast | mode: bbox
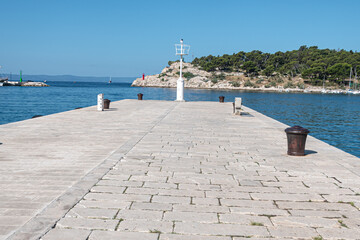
[355,67,358,90]
[349,67,352,90]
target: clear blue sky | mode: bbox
[1,0,359,77]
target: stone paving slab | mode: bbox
[1,100,360,239]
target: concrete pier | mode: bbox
[1,100,360,240]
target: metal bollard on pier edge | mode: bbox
[285,126,310,156]
[137,93,143,100]
[104,99,111,109]
[97,93,104,111]
[219,96,225,103]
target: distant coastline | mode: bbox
[1,74,135,83]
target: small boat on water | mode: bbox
[346,67,360,95]
[321,89,328,94]
[347,89,360,95]
[329,90,342,94]
[0,78,8,86]
[2,80,21,86]
[108,76,112,84]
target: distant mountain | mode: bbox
[6,74,136,83]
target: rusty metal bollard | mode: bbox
[104,99,111,109]
[137,93,143,100]
[285,126,310,156]
[219,96,225,102]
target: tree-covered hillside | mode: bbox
[192,46,360,87]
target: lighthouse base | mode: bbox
[176,77,184,102]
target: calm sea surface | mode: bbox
[1,80,359,158]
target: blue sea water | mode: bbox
[1,80,359,158]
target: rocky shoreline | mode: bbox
[132,62,355,94]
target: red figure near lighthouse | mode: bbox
[142,73,145,80]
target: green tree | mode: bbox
[327,63,351,83]
[242,61,258,75]
[190,46,360,86]
[263,65,274,76]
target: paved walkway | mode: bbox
[1,100,360,240]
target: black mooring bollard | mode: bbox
[104,99,111,109]
[137,93,143,100]
[219,96,225,103]
[285,126,310,156]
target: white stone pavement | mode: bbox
[1,100,360,240]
